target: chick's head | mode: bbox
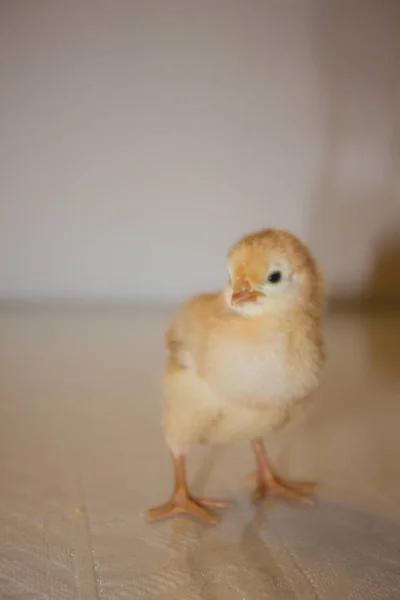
[225,229,324,316]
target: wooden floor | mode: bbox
[0,307,400,599]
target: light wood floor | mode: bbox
[1,307,399,599]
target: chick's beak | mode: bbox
[231,278,264,305]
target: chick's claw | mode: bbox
[245,471,317,505]
[147,494,220,524]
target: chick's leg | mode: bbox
[246,438,316,505]
[147,453,228,524]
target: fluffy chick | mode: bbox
[148,228,325,524]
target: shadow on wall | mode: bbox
[330,231,400,310]
[366,233,400,304]
[362,233,400,381]
[308,1,400,310]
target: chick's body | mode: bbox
[148,228,325,524]
[164,290,324,450]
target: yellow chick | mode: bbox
[148,228,325,524]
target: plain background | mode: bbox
[0,0,399,302]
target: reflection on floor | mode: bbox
[0,306,400,599]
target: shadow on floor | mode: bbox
[157,497,400,599]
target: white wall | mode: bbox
[0,0,399,301]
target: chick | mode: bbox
[148,228,325,523]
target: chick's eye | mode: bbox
[267,270,282,284]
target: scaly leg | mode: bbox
[147,453,229,524]
[245,438,317,505]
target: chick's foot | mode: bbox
[246,438,317,505]
[245,470,316,504]
[147,488,226,524]
[147,453,229,524]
